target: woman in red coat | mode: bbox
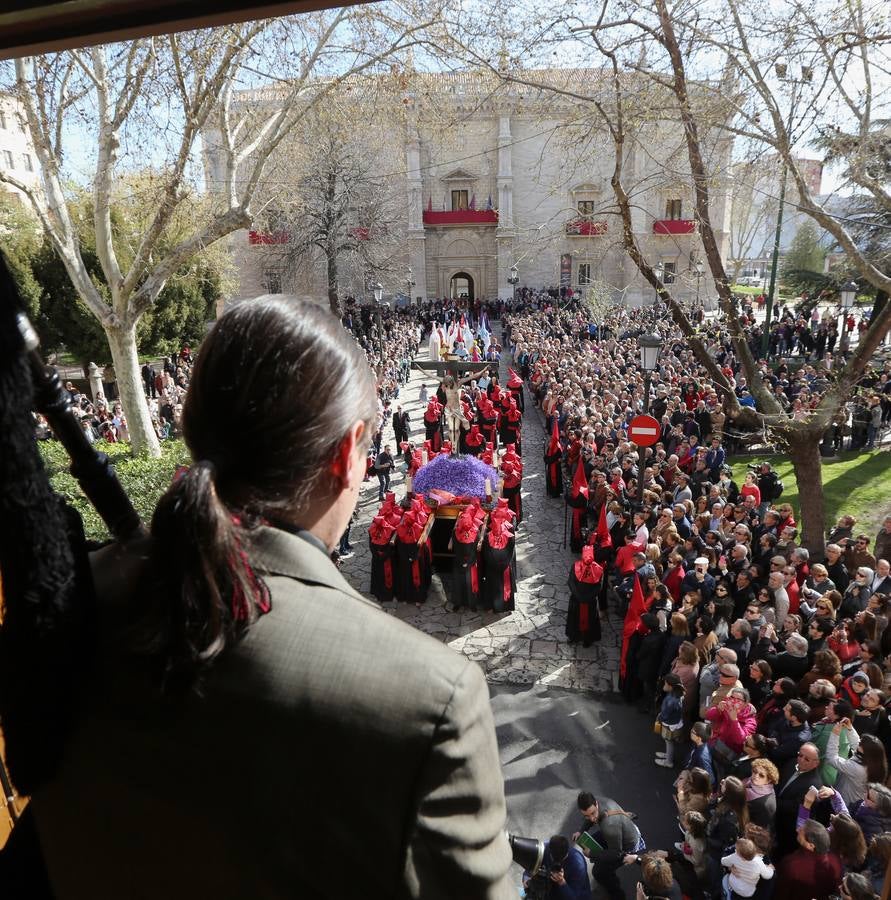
[705,690,757,755]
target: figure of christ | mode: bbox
[442,373,476,452]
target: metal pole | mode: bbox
[376,303,384,369]
[637,371,652,509]
[761,161,789,358]
[840,306,850,356]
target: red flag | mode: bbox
[571,456,589,500]
[596,503,612,549]
[620,574,648,678]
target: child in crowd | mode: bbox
[721,837,774,899]
[682,721,715,786]
[675,810,708,886]
[656,674,686,768]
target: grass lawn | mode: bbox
[730,283,796,297]
[731,451,891,537]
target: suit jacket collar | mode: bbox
[247,525,375,608]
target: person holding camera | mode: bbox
[521,835,590,899]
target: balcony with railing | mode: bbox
[248,230,289,245]
[422,208,499,226]
[565,219,608,236]
[652,219,696,235]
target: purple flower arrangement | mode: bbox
[413,454,498,501]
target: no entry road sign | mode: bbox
[628,414,661,447]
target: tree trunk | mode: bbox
[327,249,341,318]
[786,429,825,558]
[106,323,161,458]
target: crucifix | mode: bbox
[411,359,491,453]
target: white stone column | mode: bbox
[496,114,513,226]
[88,362,104,400]
[405,117,428,302]
[496,114,516,300]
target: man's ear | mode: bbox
[332,420,366,487]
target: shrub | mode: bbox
[38,438,190,541]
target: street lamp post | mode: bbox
[636,332,663,509]
[372,281,384,368]
[507,265,519,304]
[406,267,415,305]
[761,62,813,359]
[652,262,664,328]
[694,259,704,315]
[839,280,857,356]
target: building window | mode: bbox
[451,189,469,211]
[578,263,592,285]
[263,270,282,294]
[2,149,14,169]
[22,153,33,172]
[663,262,677,284]
[0,111,6,130]
[665,198,682,219]
[577,200,596,218]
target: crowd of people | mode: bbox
[499,293,891,900]
[364,301,524,609]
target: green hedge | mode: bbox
[38,438,191,541]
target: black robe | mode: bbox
[452,538,482,610]
[544,449,563,497]
[396,536,428,605]
[369,538,396,603]
[503,416,522,455]
[482,538,516,613]
[566,570,603,646]
[508,385,525,412]
[502,481,522,524]
[566,492,588,553]
[424,415,442,452]
[478,412,499,448]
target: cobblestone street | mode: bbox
[339,327,623,693]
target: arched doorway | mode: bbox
[449,272,474,300]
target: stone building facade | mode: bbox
[211,70,733,308]
[0,91,42,206]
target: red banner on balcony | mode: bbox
[652,219,696,235]
[566,220,608,236]
[248,230,289,244]
[422,209,499,226]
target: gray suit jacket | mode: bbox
[33,526,514,899]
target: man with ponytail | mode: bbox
[30,298,513,899]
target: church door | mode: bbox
[449,272,474,300]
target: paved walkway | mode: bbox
[339,326,622,693]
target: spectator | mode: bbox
[675,766,713,818]
[523,834,590,899]
[775,742,823,856]
[775,819,842,900]
[743,757,780,830]
[767,699,812,767]
[721,836,774,898]
[826,723,887,806]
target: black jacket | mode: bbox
[775,764,823,854]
